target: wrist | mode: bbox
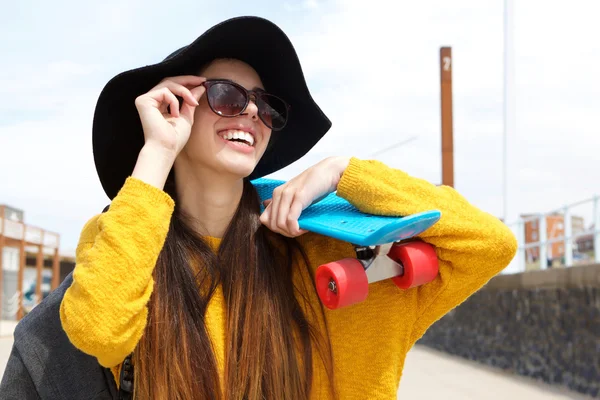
[334,156,351,178]
[131,144,177,191]
[337,156,351,171]
[141,142,178,161]
[335,157,362,199]
[329,156,352,189]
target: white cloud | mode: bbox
[0,61,100,114]
[284,0,321,11]
[303,0,320,10]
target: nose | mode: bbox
[245,99,259,122]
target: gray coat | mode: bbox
[0,273,123,399]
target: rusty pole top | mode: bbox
[440,47,454,188]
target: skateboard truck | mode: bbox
[315,241,439,310]
[353,243,405,284]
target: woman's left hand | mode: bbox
[259,156,351,237]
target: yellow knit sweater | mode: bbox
[60,158,517,399]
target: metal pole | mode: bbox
[564,207,573,266]
[516,219,525,272]
[36,233,44,306]
[52,241,60,291]
[0,205,5,321]
[593,196,600,263]
[503,0,514,222]
[539,214,548,269]
[18,236,25,320]
[440,47,454,188]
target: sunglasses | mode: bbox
[201,79,290,131]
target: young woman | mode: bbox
[1,16,517,400]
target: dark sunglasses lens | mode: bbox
[208,83,246,116]
[257,95,288,130]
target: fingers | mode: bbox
[180,85,206,123]
[160,75,206,87]
[269,185,294,231]
[159,80,201,108]
[154,88,180,118]
[136,75,206,118]
[260,185,308,238]
[261,202,304,238]
[287,199,306,234]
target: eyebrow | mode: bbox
[245,83,264,91]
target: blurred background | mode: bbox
[1,0,599,398]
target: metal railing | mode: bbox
[1,291,20,320]
[503,195,600,274]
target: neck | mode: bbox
[174,163,244,238]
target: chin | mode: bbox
[221,160,258,178]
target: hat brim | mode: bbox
[92,16,331,200]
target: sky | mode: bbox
[1,0,599,261]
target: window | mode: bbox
[2,247,20,272]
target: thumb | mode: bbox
[262,199,272,207]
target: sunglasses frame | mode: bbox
[201,79,290,131]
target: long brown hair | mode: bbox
[132,178,336,399]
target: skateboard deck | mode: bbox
[252,178,441,246]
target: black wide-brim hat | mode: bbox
[92,16,331,200]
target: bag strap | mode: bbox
[118,354,134,400]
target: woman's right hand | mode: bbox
[131,75,206,191]
[134,75,206,156]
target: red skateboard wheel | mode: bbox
[315,259,369,310]
[389,242,439,289]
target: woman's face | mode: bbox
[179,58,272,178]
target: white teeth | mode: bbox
[245,132,255,146]
[220,129,255,146]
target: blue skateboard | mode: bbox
[252,178,441,309]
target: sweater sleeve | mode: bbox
[59,177,175,368]
[335,157,517,344]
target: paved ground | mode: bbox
[0,322,593,399]
[398,346,594,399]
[0,321,17,338]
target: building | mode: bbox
[522,213,585,264]
[576,224,595,254]
[0,204,74,321]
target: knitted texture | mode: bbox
[60,158,517,399]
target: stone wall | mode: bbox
[417,263,600,398]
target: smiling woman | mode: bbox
[0,15,517,400]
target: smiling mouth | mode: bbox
[218,129,255,147]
